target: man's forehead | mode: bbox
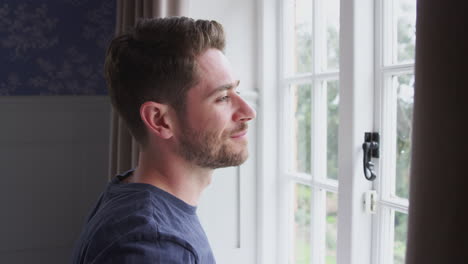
[193,49,238,96]
[196,48,228,67]
[196,49,234,78]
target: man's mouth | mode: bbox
[230,123,248,138]
[231,130,248,138]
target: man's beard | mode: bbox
[177,121,249,169]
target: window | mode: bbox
[374,1,415,263]
[280,0,340,263]
[272,0,416,263]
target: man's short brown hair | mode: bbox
[104,17,225,146]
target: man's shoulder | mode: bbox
[90,188,157,228]
[72,188,198,263]
[75,225,199,264]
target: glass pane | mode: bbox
[291,84,312,174]
[395,0,416,64]
[324,0,340,71]
[326,80,339,180]
[326,191,338,264]
[294,0,313,74]
[394,74,414,198]
[394,211,408,264]
[292,183,312,264]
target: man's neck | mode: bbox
[127,151,213,206]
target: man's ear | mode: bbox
[140,101,174,139]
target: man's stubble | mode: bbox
[177,117,249,169]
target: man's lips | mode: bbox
[231,130,248,138]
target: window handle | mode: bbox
[362,132,380,181]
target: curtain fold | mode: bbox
[406,0,468,263]
[108,0,189,178]
[167,0,189,17]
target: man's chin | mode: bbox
[228,149,249,167]
[213,149,249,169]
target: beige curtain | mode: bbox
[406,0,468,263]
[108,0,189,178]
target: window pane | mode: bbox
[326,80,339,180]
[293,0,313,74]
[394,211,408,264]
[324,0,340,71]
[291,183,312,264]
[291,84,312,174]
[394,74,414,198]
[326,191,338,264]
[395,0,416,64]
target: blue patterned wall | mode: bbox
[0,0,115,95]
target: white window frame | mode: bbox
[335,1,375,263]
[373,0,413,263]
[280,0,340,263]
[257,0,376,263]
[255,0,281,263]
[256,0,412,264]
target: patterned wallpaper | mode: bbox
[0,0,115,95]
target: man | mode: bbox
[71,17,256,264]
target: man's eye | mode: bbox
[218,95,230,102]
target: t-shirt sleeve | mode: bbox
[92,238,197,264]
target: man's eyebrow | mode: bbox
[208,80,240,97]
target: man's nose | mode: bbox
[233,96,256,122]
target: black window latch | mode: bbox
[362,132,379,181]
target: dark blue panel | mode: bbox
[0,0,115,95]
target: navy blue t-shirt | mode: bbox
[71,169,216,264]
